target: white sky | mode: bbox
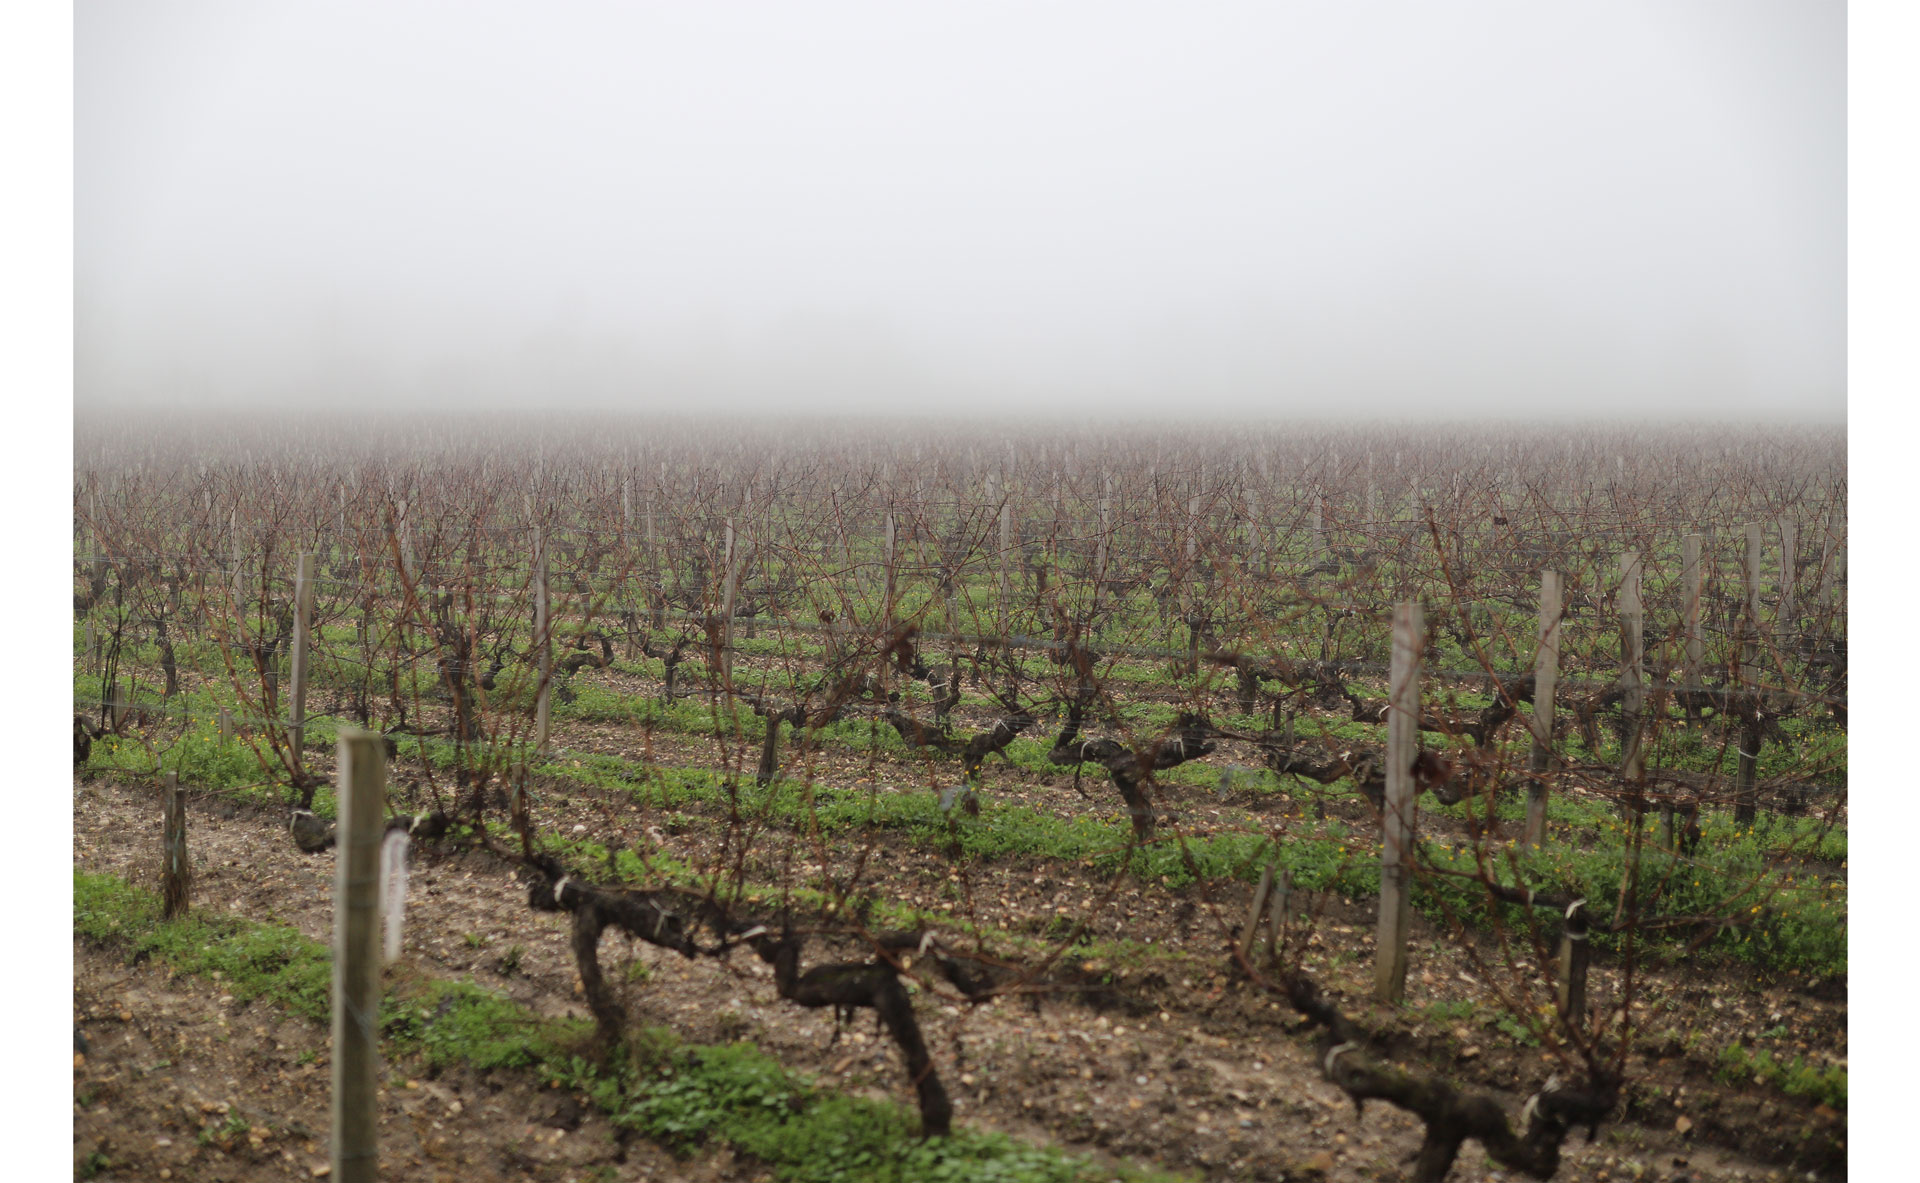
[73,1,1844,419]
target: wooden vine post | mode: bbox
[1617,551,1646,782]
[1375,600,1421,1003]
[331,730,387,1183]
[721,518,737,685]
[1524,570,1562,847]
[615,477,638,658]
[758,499,775,638]
[1735,523,1763,825]
[1094,481,1111,619]
[1246,487,1265,576]
[1184,493,1199,565]
[161,771,189,920]
[1682,535,1704,690]
[647,485,661,627]
[87,487,107,599]
[394,497,415,583]
[1240,863,1274,966]
[533,522,552,754]
[229,508,244,618]
[997,499,1011,626]
[1779,518,1797,644]
[288,552,316,774]
[1268,868,1290,965]
[1556,899,1591,1028]
[1235,862,1291,969]
[882,508,896,633]
[1822,505,1844,608]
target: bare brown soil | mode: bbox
[75,765,1839,1183]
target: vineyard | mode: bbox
[72,413,1847,1183]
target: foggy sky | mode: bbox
[75,2,1845,421]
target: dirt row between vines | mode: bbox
[76,772,1833,1183]
[533,711,1849,1181]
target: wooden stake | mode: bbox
[1240,864,1273,964]
[1375,600,1421,1003]
[534,526,551,753]
[882,510,896,636]
[162,771,189,920]
[1828,509,1846,598]
[398,499,414,582]
[1682,535,1704,689]
[1525,571,1561,847]
[998,501,1011,622]
[1779,519,1797,641]
[1618,551,1645,783]
[1267,869,1291,966]
[1094,489,1111,618]
[289,553,316,774]
[332,730,386,1183]
[230,509,244,616]
[721,518,737,684]
[1556,899,1591,1028]
[1246,488,1264,574]
[1735,524,1762,824]
[647,490,663,628]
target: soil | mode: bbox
[74,758,1842,1183]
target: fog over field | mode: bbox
[77,2,1843,420]
[54,10,1875,1182]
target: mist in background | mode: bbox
[75,2,1845,422]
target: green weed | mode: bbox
[1717,1043,1847,1109]
[73,870,1186,1182]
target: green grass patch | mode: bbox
[73,869,1184,1181]
[382,978,582,1071]
[539,734,1847,975]
[602,1039,1167,1182]
[1717,1043,1846,1109]
[1413,832,1847,977]
[75,870,334,1021]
